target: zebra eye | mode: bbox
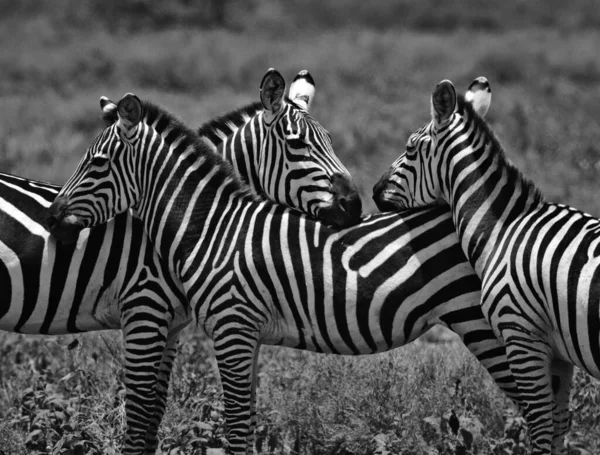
[90,156,109,167]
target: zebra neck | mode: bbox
[447,140,544,276]
[217,114,264,192]
[133,129,259,282]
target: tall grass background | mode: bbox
[0,1,599,453]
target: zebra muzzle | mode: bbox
[372,172,401,213]
[47,198,86,245]
[320,173,362,228]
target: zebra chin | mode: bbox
[318,190,362,228]
[372,179,405,213]
[47,216,86,245]
[314,172,362,228]
[47,200,87,245]
[373,194,404,213]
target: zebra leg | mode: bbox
[503,328,554,455]
[143,335,181,455]
[213,320,260,455]
[121,311,169,455]
[550,359,574,455]
[442,309,522,405]
[248,345,260,439]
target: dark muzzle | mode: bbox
[46,197,85,245]
[372,171,400,213]
[319,173,362,228]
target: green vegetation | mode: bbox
[1,1,599,453]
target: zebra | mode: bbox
[0,171,190,455]
[373,76,600,454]
[3,68,358,455]
[198,68,362,228]
[47,93,525,455]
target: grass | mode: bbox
[1,1,600,453]
[1,329,598,454]
[0,330,521,454]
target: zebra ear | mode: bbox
[100,96,118,124]
[260,68,286,116]
[117,93,143,130]
[288,70,315,111]
[465,77,491,118]
[431,80,457,126]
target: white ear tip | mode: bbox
[100,96,112,109]
[468,77,491,93]
[466,77,492,117]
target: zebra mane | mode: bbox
[457,94,545,205]
[197,101,263,140]
[140,100,259,202]
[196,96,310,142]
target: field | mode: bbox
[1,0,600,453]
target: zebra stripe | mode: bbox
[198,69,362,228]
[4,82,339,455]
[375,77,600,455]
[0,170,189,455]
[49,95,523,455]
[0,96,262,454]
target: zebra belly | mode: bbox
[259,261,481,355]
[552,251,600,378]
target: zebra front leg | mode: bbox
[550,359,573,455]
[143,335,181,455]
[213,320,260,455]
[121,311,169,455]
[503,328,555,455]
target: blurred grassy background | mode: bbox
[1,1,600,453]
[3,0,600,214]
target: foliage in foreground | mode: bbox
[0,329,598,454]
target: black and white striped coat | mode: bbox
[6,69,360,455]
[375,77,600,455]
[0,171,188,455]
[49,94,522,455]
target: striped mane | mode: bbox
[197,101,263,140]
[457,94,545,206]
[141,100,259,202]
[196,96,310,143]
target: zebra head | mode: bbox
[373,77,491,212]
[47,94,143,244]
[259,68,362,228]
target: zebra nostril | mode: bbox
[338,197,348,213]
